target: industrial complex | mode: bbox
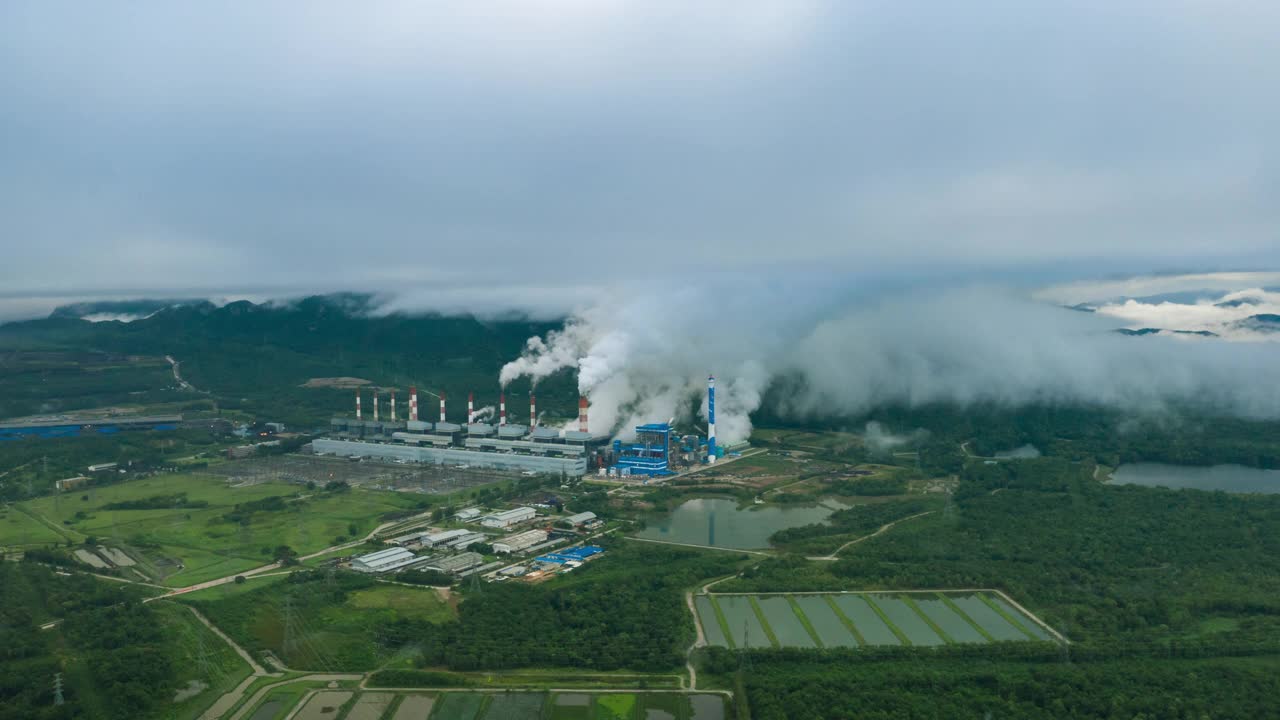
[312,376,737,479]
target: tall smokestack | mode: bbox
[529,393,537,429]
[390,390,397,421]
[439,392,447,423]
[409,385,418,422]
[467,392,475,424]
[707,375,717,462]
[372,390,379,422]
[499,392,507,426]
[579,396,589,434]
[355,389,362,420]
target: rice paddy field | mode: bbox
[269,692,725,720]
[696,591,1059,649]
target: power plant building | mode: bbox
[312,437,588,476]
[420,529,472,548]
[480,507,537,529]
[493,529,548,554]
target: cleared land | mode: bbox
[203,454,520,496]
[696,591,1055,650]
[295,691,353,720]
[393,694,436,720]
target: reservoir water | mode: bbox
[634,497,847,549]
[1111,463,1280,494]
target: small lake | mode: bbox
[1111,463,1280,494]
[634,497,847,549]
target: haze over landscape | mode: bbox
[4,3,1280,720]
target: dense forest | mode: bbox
[0,562,182,720]
[719,653,1280,720]
[0,295,577,427]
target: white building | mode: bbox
[422,552,483,574]
[493,529,548,554]
[420,528,472,548]
[563,511,598,527]
[480,507,537,529]
[444,532,488,550]
[351,547,421,574]
[454,507,482,521]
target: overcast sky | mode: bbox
[2,1,1277,314]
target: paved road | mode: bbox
[625,536,771,556]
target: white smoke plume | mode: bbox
[470,406,495,422]
[498,275,1280,441]
[863,422,930,455]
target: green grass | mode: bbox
[977,593,1039,641]
[786,595,824,648]
[152,601,256,720]
[0,505,68,547]
[900,595,954,645]
[747,596,780,649]
[346,585,455,624]
[938,593,995,642]
[862,596,911,646]
[823,595,866,645]
[18,473,423,586]
[709,596,736,650]
[595,693,637,720]
[178,572,292,601]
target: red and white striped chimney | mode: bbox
[372,390,379,422]
[355,390,362,420]
[390,390,397,421]
[409,386,418,421]
[439,392,447,423]
[467,392,475,424]
[579,396,589,433]
[499,392,507,426]
[529,393,537,429]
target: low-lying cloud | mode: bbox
[499,274,1280,441]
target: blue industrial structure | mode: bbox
[707,374,717,462]
[611,423,673,476]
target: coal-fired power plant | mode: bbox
[320,372,736,480]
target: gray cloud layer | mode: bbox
[2,1,1278,301]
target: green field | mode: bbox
[347,585,456,624]
[17,472,425,585]
[0,505,69,547]
[696,592,1055,650]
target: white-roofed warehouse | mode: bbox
[351,547,423,574]
[493,529,548,554]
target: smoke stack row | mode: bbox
[409,386,418,422]
[467,392,475,424]
[579,396,589,433]
[529,393,537,429]
[373,390,379,421]
[499,392,507,425]
[439,392,447,423]
[355,390,362,420]
[390,390,397,421]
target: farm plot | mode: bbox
[482,692,547,719]
[712,595,773,648]
[347,692,396,720]
[951,595,1034,641]
[595,694,637,720]
[699,592,1058,650]
[792,596,858,647]
[433,692,487,720]
[830,595,900,646]
[913,597,986,643]
[689,695,726,720]
[549,693,591,720]
[639,694,685,720]
[295,691,353,720]
[865,595,945,645]
[393,694,436,720]
[756,596,816,648]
